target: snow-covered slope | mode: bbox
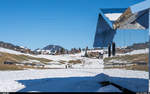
[0,47,37,58]
[0,47,23,55]
[102,48,149,58]
[125,48,149,55]
[0,47,148,92]
[0,69,148,92]
[0,47,104,69]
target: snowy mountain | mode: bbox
[34,45,65,55]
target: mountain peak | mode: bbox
[42,45,64,51]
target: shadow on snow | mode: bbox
[17,73,148,92]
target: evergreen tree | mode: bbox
[60,48,65,54]
[79,48,81,52]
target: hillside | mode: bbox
[103,42,149,72]
[0,41,67,55]
[116,42,149,53]
[0,46,148,92]
[126,42,149,50]
[0,41,35,54]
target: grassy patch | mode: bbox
[104,54,148,63]
[0,63,53,70]
[104,64,148,72]
[0,64,23,70]
[59,60,66,64]
[68,59,82,64]
[104,54,148,72]
[0,52,52,64]
[126,64,148,72]
[0,52,53,70]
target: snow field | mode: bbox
[0,69,148,92]
[0,47,149,92]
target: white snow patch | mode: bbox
[0,80,25,92]
[108,60,128,64]
[0,47,23,55]
[44,64,65,69]
[125,48,149,55]
[116,48,149,56]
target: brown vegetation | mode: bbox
[104,54,148,63]
[0,52,53,70]
[59,60,66,64]
[0,52,52,64]
[0,64,23,70]
[104,54,148,72]
[87,52,99,58]
[104,64,148,72]
[68,59,82,64]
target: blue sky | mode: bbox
[0,0,148,50]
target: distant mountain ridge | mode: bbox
[117,42,149,53]
[34,45,65,55]
[42,45,64,51]
[126,42,149,50]
[0,41,66,55]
